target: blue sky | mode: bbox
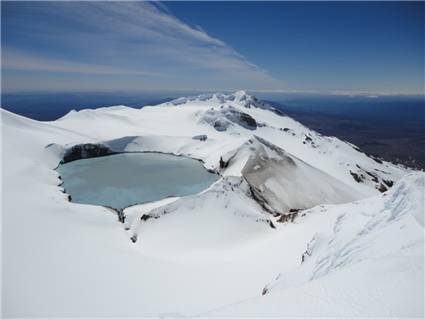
[1,1,424,94]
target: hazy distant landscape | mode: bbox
[267,95,425,170]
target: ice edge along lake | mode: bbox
[57,152,220,210]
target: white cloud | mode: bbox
[1,1,284,91]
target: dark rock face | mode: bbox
[202,106,257,131]
[371,157,383,164]
[117,210,125,223]
[351,165,394,192]
[364,170,379,183]
[140,214,151,221]
[377,183,388,193]
[219,156,229,169]
[237,112,257,130]
[383,179,394,187]
[62,143,115,163]
[192,134,207,141]
[218,108,257,131]
[247,183,280,217]
[277,211,299,223]
[350,171,364,183]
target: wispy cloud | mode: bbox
[1,1,284,91]
[2,47,164,76]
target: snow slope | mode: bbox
[1,91,422,317]
[207,173,425,317]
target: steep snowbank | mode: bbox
[127,177,276,251]
[208,173,424,317]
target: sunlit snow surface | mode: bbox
[57,152,219,209]
[2,91,422,317]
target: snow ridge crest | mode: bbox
[167,90,284,114]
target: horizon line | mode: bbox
[1,88,424,98]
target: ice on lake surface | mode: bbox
[57,152,219,210]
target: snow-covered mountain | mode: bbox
[1,91,423,317]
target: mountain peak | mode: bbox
[165,90,285,116]
[232,90,250,100]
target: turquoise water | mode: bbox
[57,152,219,210]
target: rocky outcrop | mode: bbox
[200,106,257,131]
[238,112,257,129]
[192,134,208,141]
[350,164,394,192]
[62,143,115,163]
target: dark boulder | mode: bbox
[140,214,151,221]
[377,183,388,193]
[219,156,229,169]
